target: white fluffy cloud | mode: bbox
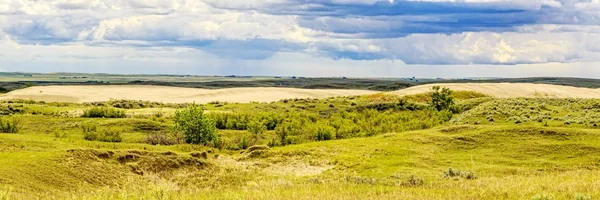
[0,0,599,76]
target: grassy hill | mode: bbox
[0,91,599,199]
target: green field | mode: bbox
[0,88,599,199]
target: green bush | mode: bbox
[0,118,22,133]
[174,105,219,145]
[83,130,99,141]
[82,107,126,118]
[239,137,249,150]
[314,122,335,141]
[82,123,122,143]
[247,119,266,139]
[99,129,123,143]
[430,86,454,111]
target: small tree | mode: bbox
[430,86,454,111]
[247,119,266,140]
[174,104,219,145]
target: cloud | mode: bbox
[0,0,598,75]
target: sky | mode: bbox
[0,0,599,78]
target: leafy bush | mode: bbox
[99,129,123,143]
[247,119,266,139]
[174,105,219,145]
[430,86,454,111]
[82,107,126,118]
[83,131,99,141]
[82,123,122,143]
[0,118,22,133]
[314,122,335,141]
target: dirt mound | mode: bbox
[0,85,378,103]
[390,83,600,98]
[66,149,210,175]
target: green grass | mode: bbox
[451,98,600,127]
[1,92,600,199]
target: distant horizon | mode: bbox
[2,71,600,81]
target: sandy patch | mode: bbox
[0,85,378,103]
[389,83,600,98]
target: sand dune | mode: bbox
[390,83,600,98]
[0,85,379,103]
[2,83,600,104]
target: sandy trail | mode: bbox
[389,83,600,98]
[0,85,379,103]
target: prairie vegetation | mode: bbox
[0,86,599,199]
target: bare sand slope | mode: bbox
[390,83,600,98]
[0,85,379,103]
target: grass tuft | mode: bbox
[82,107,126,118]
[0,117,21,133]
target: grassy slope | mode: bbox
[2,123,600,199]
[1,94,600,199]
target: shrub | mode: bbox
[145,132,184,145]
[430,86,454,111]
[247,119,266,139]
[267,138,278,147]
[239,137,249,150]
[402,175,424,187]
[0,118,21,133]
[82,124,122,143]
[82,107,126,118]
[174,105,219,145]
[99,129,123,143]
[53,131,68,138]
[442,168,477,180]
[314,122,335,141]
[275,120,302,146]
[83,130,99,141]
